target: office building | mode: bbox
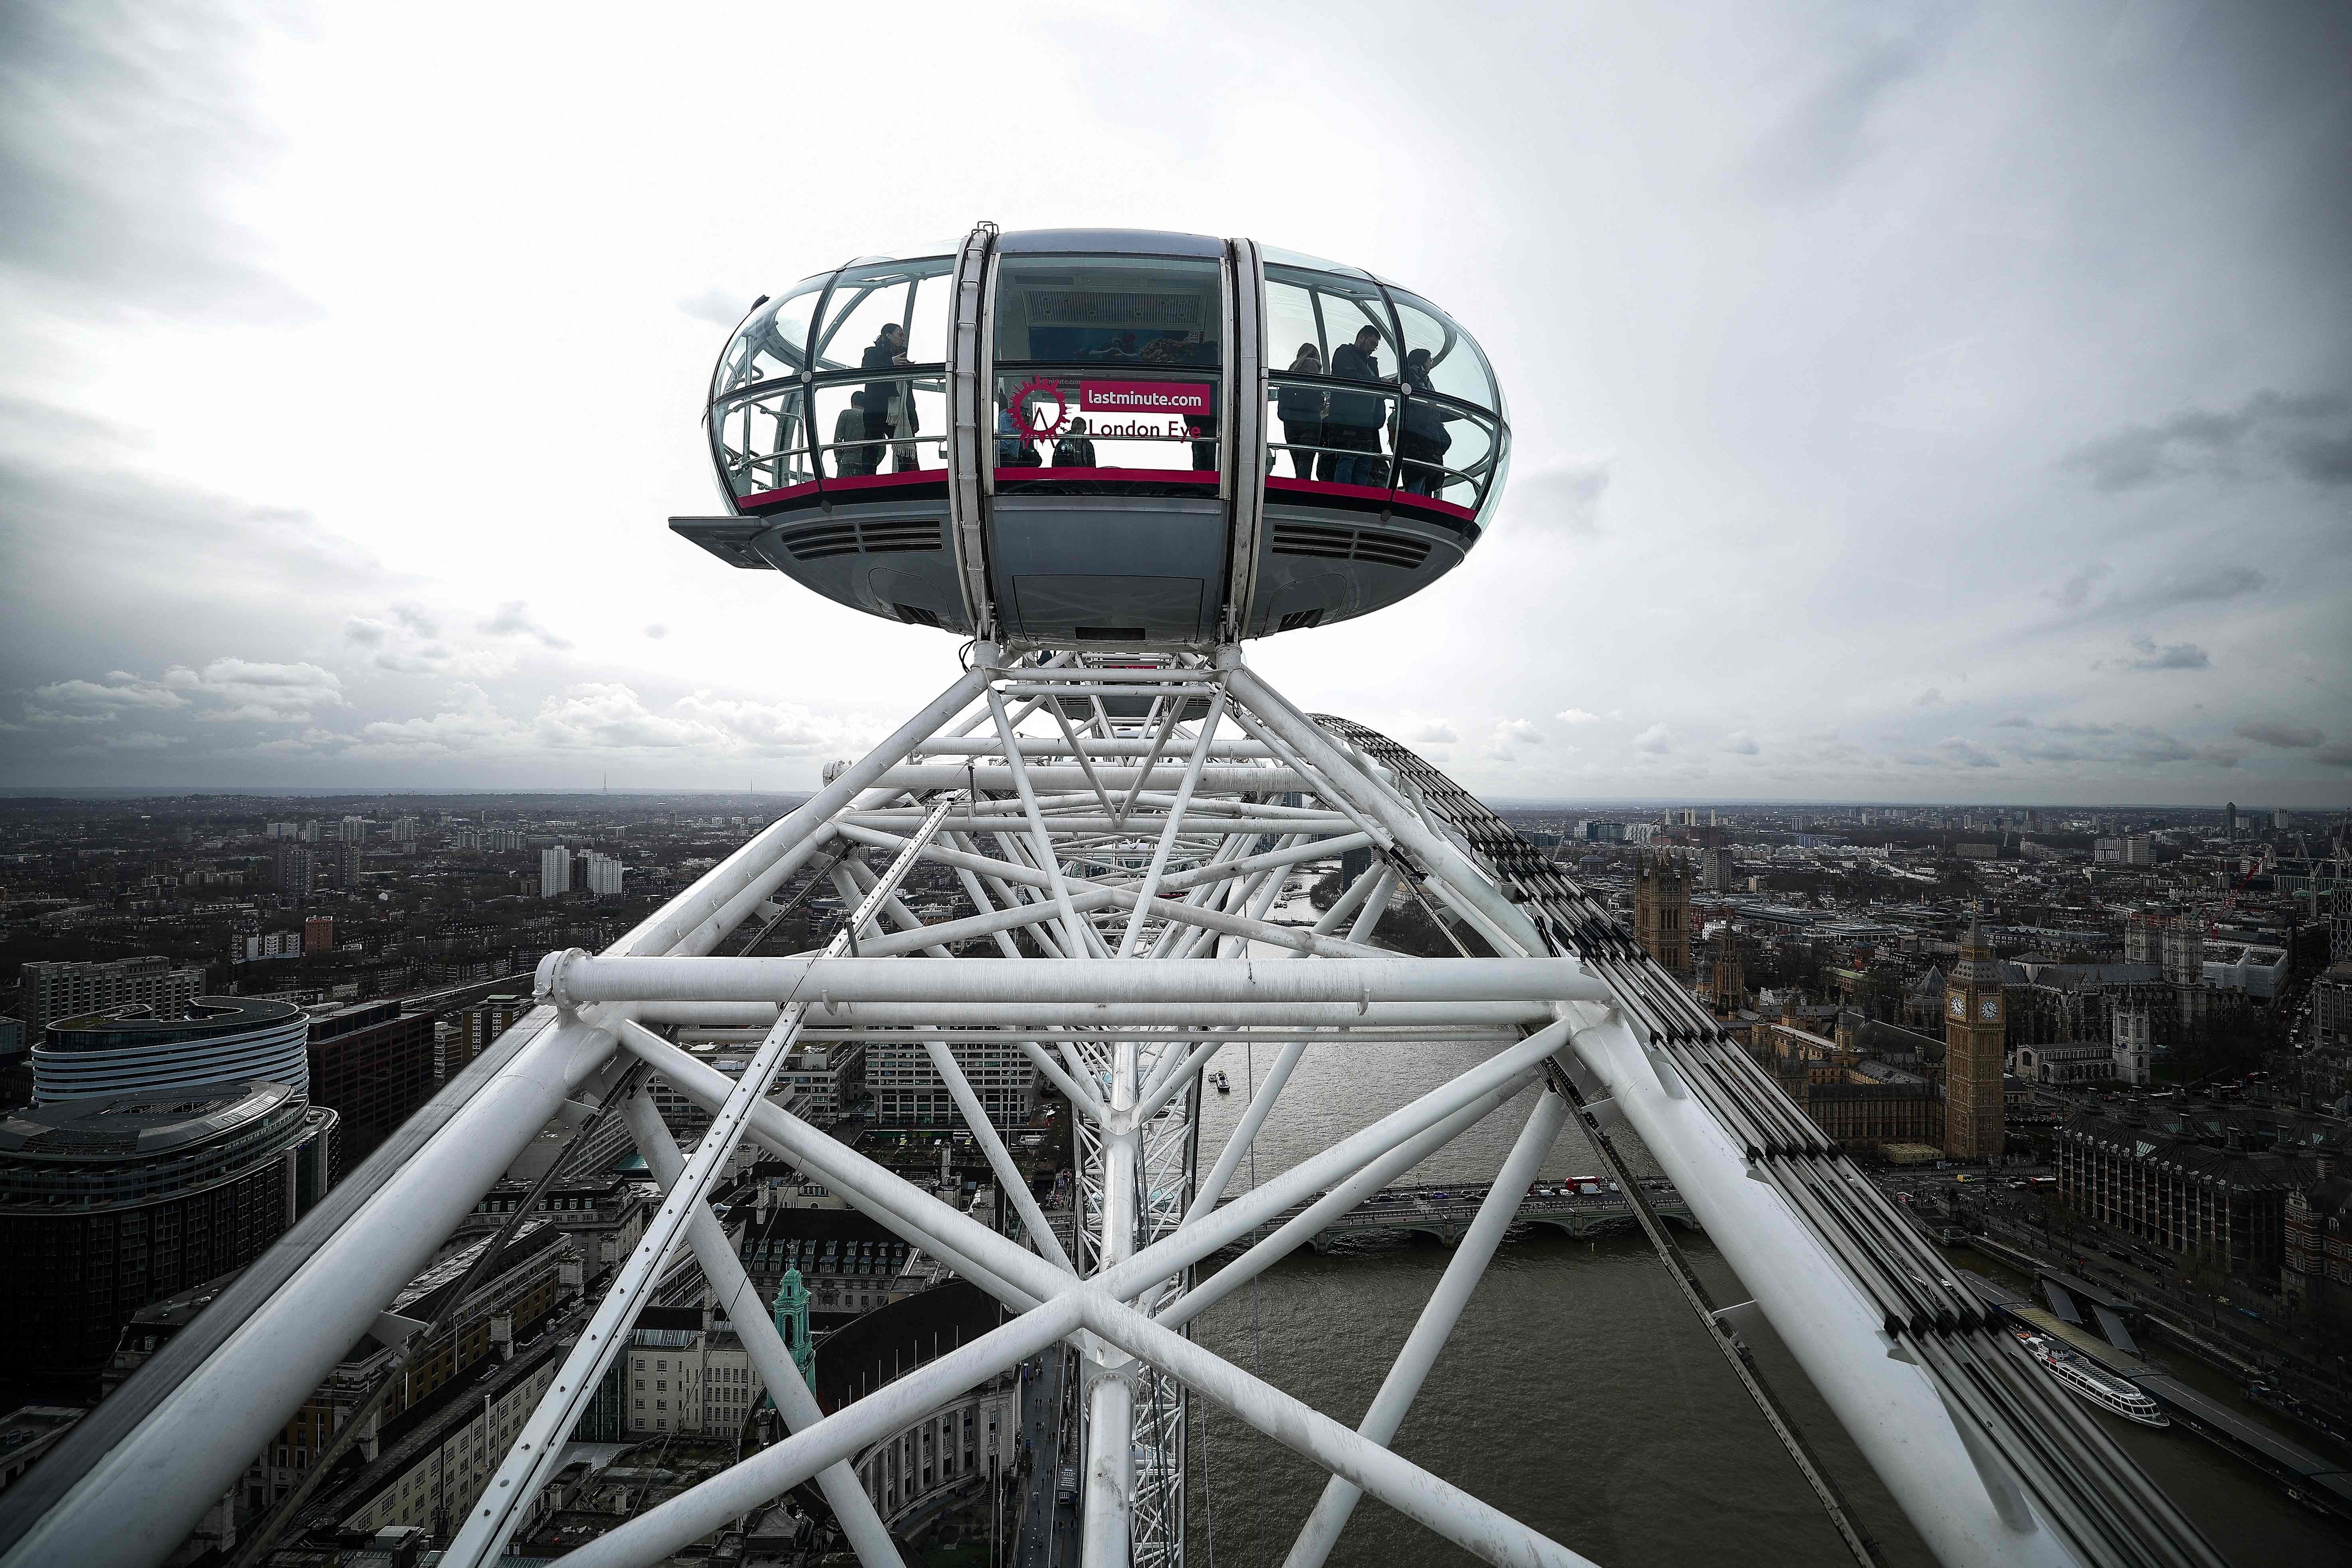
[454,993,534,1082]
[273,842,315,896]
[585,850,626,897]
[676,1031,865,1120]
[458,1174,650,1287]
[2056,1103,2291,1281]
[307,997,437,1156]
[868,1036,1035,1128]
[613,1303,768,1439]
[34,998,310,1104]
[0,1081,336,1377]
[739,1205,920,1318]
[2284,1177,2352,1326]
[19,956,203,1037]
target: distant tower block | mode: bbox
[1634,853,1692,982]
[1943,914,2005,1160]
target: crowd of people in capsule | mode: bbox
[816,317,1462,498]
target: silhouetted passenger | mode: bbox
[1397,348,1454,496]
[1324,325,1388,486]
[833,392,871,477]
[996,405,1041,468]
[863,322,914,472]
[1051,415,1098,469]
[1188,410,1216,470]
[1277,343,1327,480]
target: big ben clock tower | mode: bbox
[1943,912,2006,1159]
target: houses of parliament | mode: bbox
[1632,853,2005,1161]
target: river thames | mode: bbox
[1182,1027,2352,1567]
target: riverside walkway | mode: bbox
[1960,1268,2352,1523]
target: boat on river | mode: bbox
[2011,1328,2168,1427]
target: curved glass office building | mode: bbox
[34,998,310,1104]
[0,1082,337,1378]
[675,227,1508,647]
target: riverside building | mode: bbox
[33,997,309,1104]
[0,1081,337,1378]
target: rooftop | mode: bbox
[42,996,303,1051]
[0,1079,298,1159]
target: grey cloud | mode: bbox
[1993,716,2033,728]
[2062,390,2352,492]
[0,2,315,322]
[343,617,388,646]
[2137,564,2265,609]
[1750,27,1930,196]
[2006,740,2096,763]
[480,600,574,650]
[2045,721,2115,736]
[2050,562,2109,608]
[678,289,758,329]
[391,603,440,637]
[2117,636,2209,672]
[2234,719,2323,748]
[644,623,669,640]
[1632,724,1670,755]
[2285,431,2352,484]
[29,673,189,712]
[2119,728,2236,768]
[2313,744,2352,769]
[1724,733,1759,755]
[1505,461,1610,536]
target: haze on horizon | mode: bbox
[2,1,2347,807]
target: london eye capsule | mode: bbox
[674,226,1509,648]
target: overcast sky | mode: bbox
[2,1,2347,806]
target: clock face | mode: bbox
[1979,997,2000,1022]
[1948,994,1966,1019]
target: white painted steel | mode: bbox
[1561,1005,2079,1568]
[0,1010,612,1568]
[604,1026,1600,1568]
[448,799,961,1566]
[545,956,1615,1008]
[10,647,2140,1568]
[617,1094,905,1568]
[868,764,1310,793]
[1284,1091,1569,1568]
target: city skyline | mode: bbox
[3,3,2348,803]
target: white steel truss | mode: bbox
[0,646,2228,1568]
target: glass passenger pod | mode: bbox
[708,254,970,634]
[984,232,1231,648]
[1250,253,1507,638]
